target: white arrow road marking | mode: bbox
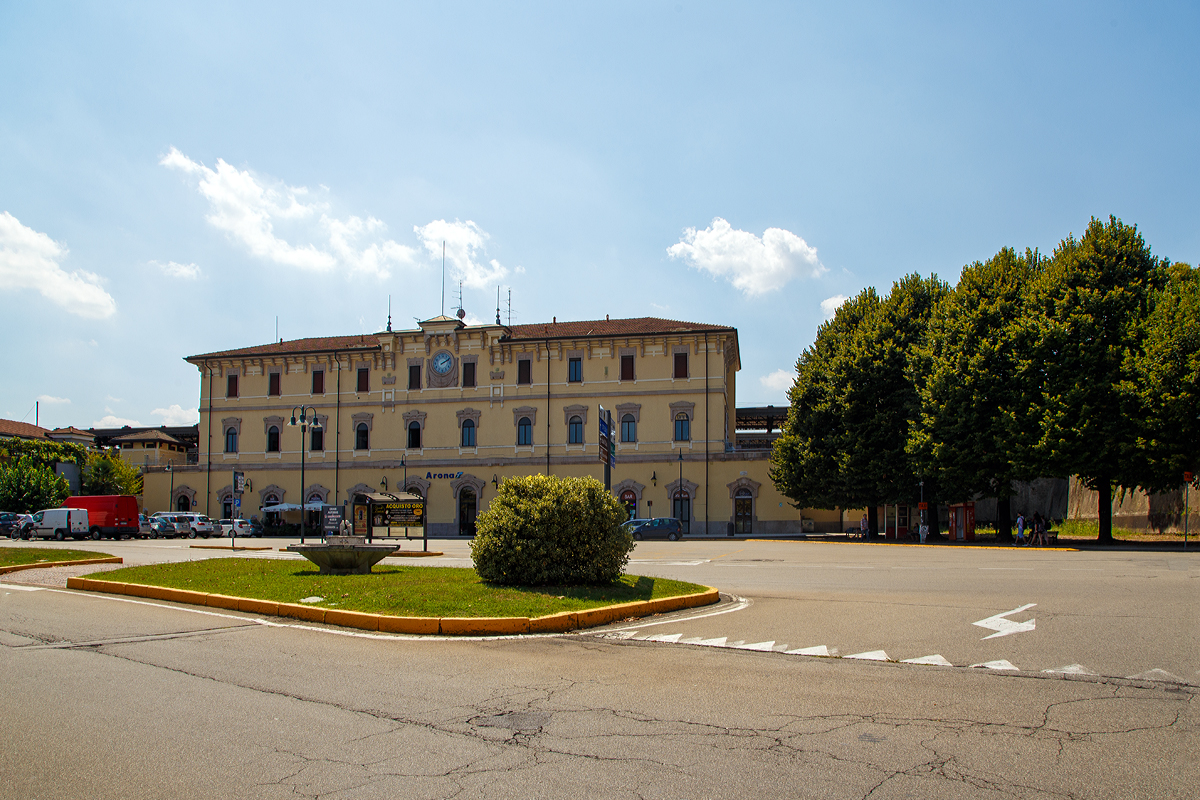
[902,654,954,666]
[846,650,890,661]
[1043,664,1095,676]
[972,603,1036,639]
[971,660,1019,671]
[785,645,831,656]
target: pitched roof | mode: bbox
[50,426,93,436]
[188,334,384,361]
[506,317,734,340]
[110,428,184,445]
[0,419,50,440]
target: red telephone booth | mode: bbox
[948,501,976,542]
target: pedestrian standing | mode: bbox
[1033,513,1046,547]
[860,513,869,541]
[1015,511,1026,546]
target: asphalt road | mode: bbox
[1,538,1197,799]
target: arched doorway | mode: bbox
[672,490,690,534]
[734,488,753,534]
[263,493,280,526]
[306,492,324,531]
[176,494,190,512]
[620,490,637,520]
[458,489,477,536]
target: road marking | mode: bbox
[644,633,683,643]
[979,567,1034,570]
[0,583,45,592]
[784,645,831,656]
[604,595,752,632]
[846,650,890,661]
[971,660,1019,671]
[902,654,953,666]
[1043,664,1095,676]
[1127,668,1185,684]
[972,603,1036,639]
[735,641,778,651]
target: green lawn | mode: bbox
[85,558,709,618]
[0,548,114,567]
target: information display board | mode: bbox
[322,505,344,533]
[352,503,369,536]
[375,500,424,528]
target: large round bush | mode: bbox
[470,474,633,586]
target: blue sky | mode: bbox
[2,1,1197,430]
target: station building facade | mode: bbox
[143,315,840,535]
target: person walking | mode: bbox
[860,513,869,541]
[1015,511,1026,546]
[1033,513,1046,547]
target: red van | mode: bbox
[64,495,140,540]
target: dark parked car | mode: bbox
[622,517,685,541]
[0,512,23,535]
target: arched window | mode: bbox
[620,490,637,520]
[734,488,753,535]
[517,416,532,446]
[672,412,691,443]
[408,421,422,449]
[673,489,691,533]
[568,415,583,444]
[460,419,476,447]
[355,423,370,451]
[621,414,636,443]
[263,493,280,525]
[224,427,238,453]
[266,425,280,453]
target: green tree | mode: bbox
[0,456,70,513]
[82,451,144,496]
[1131,261,1200,492]
[1023,216,1161,542]
[771,274,949,534]
[909,247,1044,538]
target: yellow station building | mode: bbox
[143,315,844,536]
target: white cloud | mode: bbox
[151,404,199,426]
[0,211,117,318]
[414,219,508,290]
[821,294,847,319]
[36,395,71,404]
[161,148,417,278]
[154,260,201,279]
[667,217,826,296]
[93,414,141,428]
[761,369,794,393]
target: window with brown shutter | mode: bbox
[517,359,532,385]
[462,362,476,388]
[357,368,369,393]
[312,370,324,395]
[269,372,281,396]
[226,375,238,398]
[620,355,634,381]
[674,352,688,379]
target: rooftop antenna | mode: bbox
[496,285,501,325]
[440,241,446,317]
[507,288,512,327]
[387,295,392,332]
[455,280,465,320]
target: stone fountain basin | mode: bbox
[284,536,398,575]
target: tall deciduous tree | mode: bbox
[772,274,949,535]
[909,247,1044,538]
[0,457,70,513]
[1024,216,1161,542]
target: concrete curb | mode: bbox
[273,548,444,557]
[189,545,275,551]
[63,577,719,636]
[0,556,123,576]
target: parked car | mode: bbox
[25,508,90,541]
[153,511,216,538]
[249,516,264,537]
[148,516,179,538]
[622,517,685,541]
[65,495,140,540]
[0,512,23,535]
[217,518,256,537]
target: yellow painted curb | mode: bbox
[66,579,721,636]
[0,556,122,576]
[440,616,530,635]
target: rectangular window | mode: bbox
[620,355,634,381]
[568,357,582,383]
[408,364,421,390]
[226,375,239,398]
[268,372,281,396]
[674,352,688,379]
[357,368,369,393]
[312,370,324,395]
[517,359,532,385]
[462,361,476,388]
[311,427,324,452]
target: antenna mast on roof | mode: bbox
[507,288,512,327]
[440,241,446,317]
[455,280,465,320]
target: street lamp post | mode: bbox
[166,464,174,512]
[289,406,322,544]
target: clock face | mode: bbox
[431,351,454,375]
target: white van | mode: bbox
[26,508,89,540]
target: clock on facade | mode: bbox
[431,351,454,375]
